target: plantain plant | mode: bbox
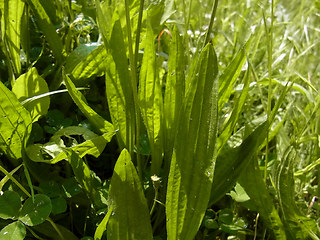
[0,0,320,239]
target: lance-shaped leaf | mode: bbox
[275,131,319,239]
[166,43,218,240]
[139,21,163,174]
[209,121,268,205]
[163,26,185,162]
[65,43,108,86]
[0,81,32,159]
[65,150,100,206]
[103,12,136,152]
[12,67,50,122]
[2,0,25,75]
[107,149,153,240]
[63,73,114,134]
[238,156,286,239]
[25,0,64,63]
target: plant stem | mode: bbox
[0,165,31,197]
[203,0,219,47]
[265,0,275,181]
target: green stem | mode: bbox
[203,0,219,47]
[0,165,31,197]
[265,0,275,181]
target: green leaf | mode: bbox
[66,150,100,206]
[163,26,185,162]
[12,67,50,122]
[65,43,108,86]
[139,20,163,174]
[238,157,286,239]
[218,46,246,112]
[166,43,219,240]
[51,197,67,214]
[94,206,113,240]
[25,0,64,63]
[107,149,153,240]
[0,221,26,240]
[275,134,319,239]
[0,191,21,220]
[18,194,52,226]
[1,0,25,75]
[0,80,32,159]
[26,127,115,164]
[209,121,268,205]
[32,221,79,240]
[217,65,251,153]
[104,12,136,152]
[63,73,114,134]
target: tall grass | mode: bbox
[0,0,319,239]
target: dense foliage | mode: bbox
[0,0,320,239]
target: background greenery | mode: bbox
[0,0,320,239]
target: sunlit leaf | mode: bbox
[19,194,52,226]
[139,19,163,174]
[166,43,218,240]
[107,149,153,240]
[0,81,32,159]
[0,221,26,240]
[12,67,50,122]
[64,73,114,134]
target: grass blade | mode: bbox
[107,149,153,240]
[166,43,218,240]
[218,46,246,112]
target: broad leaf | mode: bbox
[0,191,21,220]
[65,43,108,85]
[0,81,32,159]
[107,149,153,240]
[0,221,26,240]
[12,67,50,122]
[209,121,268,205]
[166,43,218,240]
[238,157,286,239]
[19,194,52,226]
